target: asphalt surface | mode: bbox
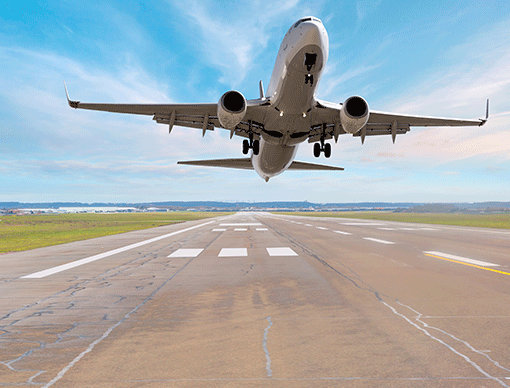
[1,212,510,387]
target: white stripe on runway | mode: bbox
[342,223,386,226]
[220,223,261,226]
[168,249,204,258]
[212,228,227,232]
[363,237,395,245]
[266,247,298,256]
[218,248,248,257]
[424,251,499,267]
[234,228,247,231]
[334,230,352,235]
[316,227,328,230]
[22,220,216,279]
[256,228,268,231]
[378,228,396,231]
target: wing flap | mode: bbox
[368,110,485,127]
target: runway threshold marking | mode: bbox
[218,248,248,257]
[424,252,510,276]
[21,220,216,279]
[266,247,298,256]
[168,249,203,258]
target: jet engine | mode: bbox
[340,96,369,134]
[217,90,247,129]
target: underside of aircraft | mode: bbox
[66,16,488,181]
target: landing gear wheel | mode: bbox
[324,143,331,158]
[253,140,260,155]
[313,143,321,158]
[242,139,249,155]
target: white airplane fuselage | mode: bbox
[252,18,329,181]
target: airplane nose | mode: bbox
[300,22,327,47]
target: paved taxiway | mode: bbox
[1,213,510,387]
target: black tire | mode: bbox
[253,140,260,155]
[313,143,321,158]
[324,143,331,158]
[242,139,249,154]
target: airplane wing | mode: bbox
[309,99,488,144]
[178,158,343,171]
[64,84,267,139]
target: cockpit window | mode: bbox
[293,17,321,28]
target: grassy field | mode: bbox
[0,212,230,253]
[279,211,510,229]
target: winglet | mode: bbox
[480,98,489,126]
[259,80,265,100]
[64,81,80,109]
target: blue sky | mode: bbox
[1,0,509,203]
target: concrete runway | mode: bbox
[1,212,510,387]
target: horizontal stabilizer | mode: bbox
[178,158,253,170]
[287,161,344,171]
[177,158,343,171]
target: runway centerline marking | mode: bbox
[316,226,328,230]
[218,248,248,257]
[363,237,395,245]
[256,228,268,231]
[234,228,247,231]
[342,222,386,226]
[266,247,298,256]
[168,249,203,258]
[21,220,216,279]
[334,230,352,235]
[212,228,227,232]
[423,252,510,276]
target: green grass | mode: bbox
[0,212,230,253]
[278,211,510,229]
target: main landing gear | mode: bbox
[314,142,331,158]
[242,133,260,155]
[313,123,331,158]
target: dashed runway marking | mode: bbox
[334,230,352,235]
[218,248,248,257]
[168,249,204,258]
[234,228,247,231]
[363,237,395,245]
[256,228,268,231]
[266,247,298,256]
[220,223,262,226]
[316,226,328,230]
[378,228,396,231]
[342,222,386,226]
[212,228,227,232]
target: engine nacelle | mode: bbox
[217,90,247,129]
[340,96,369,134]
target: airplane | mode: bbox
[66,16,488,182]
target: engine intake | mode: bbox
[217,90,247,129]
[340,96,369,134]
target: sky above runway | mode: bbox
[1,0,509,203]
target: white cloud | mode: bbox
[168,0,322,87]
